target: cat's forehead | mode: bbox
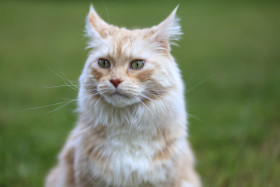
[98,27,151,59]
[106,26,146,42]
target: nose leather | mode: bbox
[110,79,123,88]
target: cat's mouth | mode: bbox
[110,91,129,98]
[97,88,139,107]
[101,90,136,107]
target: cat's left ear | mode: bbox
[149,6,182,51]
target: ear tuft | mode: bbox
[85,4,109,48]
[150,6,182,51]
[168,6,182,44]
[89,4,95,12]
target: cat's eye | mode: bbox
[130,60,144,70]
[98,58,111,69]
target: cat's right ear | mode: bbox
[85,5,109,47]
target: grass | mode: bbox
[0,1,279,186]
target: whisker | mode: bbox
[136,98,166,144]
[186,71,196,87]
[62,79,79,91]
[47,99,77,114]
[26,100,76,110]
[143,92,202,121]
[138,99,163,132]
[80,90,107,117]
[186,75,214,94]
[187,113,202,121]
[86,88,98,93]
[26,92,94,112]
[84,95,103,117]
[58,71,79,89]
[141,91,176,111]
[47,67,79,90]
[43,84,76,89]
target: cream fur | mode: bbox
[45,5,201,187]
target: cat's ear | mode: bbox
[85,5,110,47]
[149,6,182,51]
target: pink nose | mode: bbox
[110,79,123,88]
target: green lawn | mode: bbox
[0,1,279,186]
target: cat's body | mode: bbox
[45,6,201,187]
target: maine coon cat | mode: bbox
[45,5,201,187]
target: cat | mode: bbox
[45,5,201,187]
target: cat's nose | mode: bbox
[110,79,123,88]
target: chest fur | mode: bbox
[79,127,173,186]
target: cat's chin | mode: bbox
[103,94,138,108]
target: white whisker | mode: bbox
[141,92,176,112]
[143,91,201,121]
[137,98,163,131]
[186,75,214,94]
[47,99,77,114]
[84,95,103,117]
[186,71,196,87]
[187,113,202,121]
[43,84,76,89]
[47,67,79,90]
[26,100,76,110]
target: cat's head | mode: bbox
[79,5,182,108]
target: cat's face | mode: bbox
[79,6,181,108]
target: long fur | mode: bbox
[45,5,201,187]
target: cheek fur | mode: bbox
[135,69,154,82]
[129,68,168,100]
[91,68,104,80]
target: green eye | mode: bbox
[98,59,111,69]
[130,60,144,70]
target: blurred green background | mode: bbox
[0,0,279,186]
